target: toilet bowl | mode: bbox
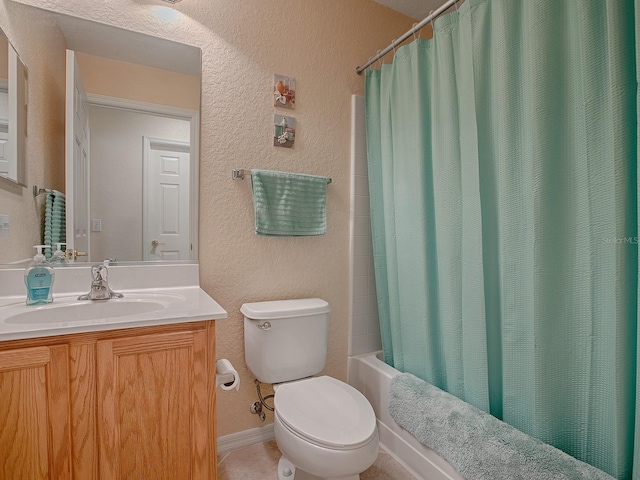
[273,376,379,480]
[242,299,379,479]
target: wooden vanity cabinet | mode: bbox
[0,345,72,480]
[0,321,218,480]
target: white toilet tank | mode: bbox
[242,298,330,384]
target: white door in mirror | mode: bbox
[143,138,190,261]
[65,49,91,261]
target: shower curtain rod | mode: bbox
[356,0,459,75]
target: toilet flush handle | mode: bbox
[256,322,271,330]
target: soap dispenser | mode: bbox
[24,245,55,305]
[50,242,68,265]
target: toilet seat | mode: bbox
[274,376,377,450]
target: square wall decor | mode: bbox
[273,74,296,110]
[274,114,295,148]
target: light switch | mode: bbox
[92,219,102,232]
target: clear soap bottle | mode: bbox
[50,242,68,265]
[24,245,55,305]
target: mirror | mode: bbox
[0,5,201,265]
[0,27,27,186]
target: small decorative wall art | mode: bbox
[274,114,295,148]
[273,74,296,110]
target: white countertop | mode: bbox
[0,263,228,342]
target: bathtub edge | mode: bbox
[348,351,464,480]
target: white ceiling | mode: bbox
[374,0,449,20]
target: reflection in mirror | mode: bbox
[88,105,194,262]
[0,27,27,186]
[62,16,201,264]
[0,5,201,265]
[0,2,66,265]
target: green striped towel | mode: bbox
[43,190,66,259]
[251,169,330,236]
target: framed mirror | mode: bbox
[0,27,27,187]
[0,5,201,265]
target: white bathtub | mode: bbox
[348,352,464,480]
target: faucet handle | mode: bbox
[91,264,107,281]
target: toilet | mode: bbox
[242,298,379,480]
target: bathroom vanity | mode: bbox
[0,3,218,476]
[0,263,227,480]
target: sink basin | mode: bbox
[4,294,185,324]
[0,263,228,342]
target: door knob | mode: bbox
[65,249,87,261]
[151,240,165,248]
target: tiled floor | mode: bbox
[217,440,417,479]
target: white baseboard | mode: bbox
[217,424,275,455]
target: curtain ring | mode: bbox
[391,39,397,54]
[376,49,383,69]
[454,0,460,11]
[412,23,419,40]
[429,10,435,31]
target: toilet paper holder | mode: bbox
[215,358,240,391]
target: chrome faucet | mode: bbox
[78,264,123,301]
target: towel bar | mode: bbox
[232,169,332,184]
[33,186,54,197]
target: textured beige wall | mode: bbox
[12,0,412,436]
[76,52,200,110]
[0,1,66,264]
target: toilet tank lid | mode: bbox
[241,298,330,320]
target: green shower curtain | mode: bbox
[365,0,638,477]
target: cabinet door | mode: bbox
[0,345,72,480]
[97,330,209,479]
